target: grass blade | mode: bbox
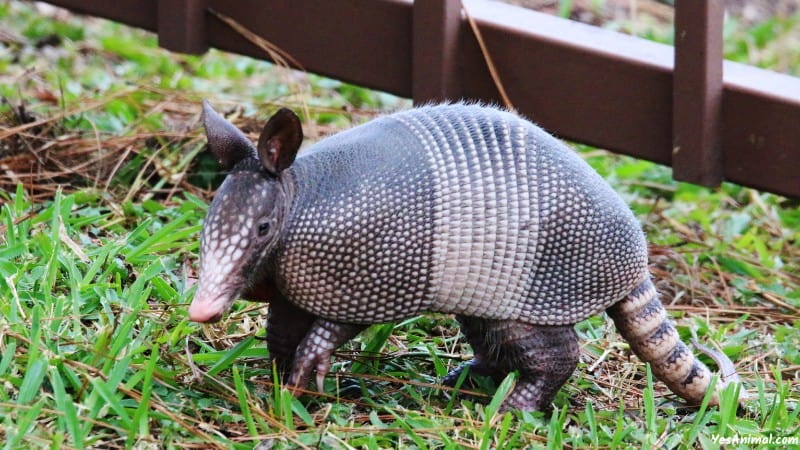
[4,398,46,450]
[88,377,132,430]
[18,306,46,406]
[207,335,256,377]
[585,400,599,448]
[546,405,567,450]
[643,363,656,446]
[128,344,160,448]
[480,373,515,450]
[233,366,258,437]
[49,366,84,450]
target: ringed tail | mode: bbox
[606,277,739,405]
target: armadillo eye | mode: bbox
[257,222,271,236]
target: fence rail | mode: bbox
[41,0,800,198]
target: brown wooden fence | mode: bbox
[40,0,800,198]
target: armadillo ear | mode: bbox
[257,108,303,175]
[202,100,257,170]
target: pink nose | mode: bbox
[188,300,223,323]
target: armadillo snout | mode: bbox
[188,301,223,323]
[188,282,235,323]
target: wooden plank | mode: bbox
[45,0,158,31]
[672,0,724,187]
[412,0,463,104]
[459,0,675,165]
[205,0,414,96]
[158,0,209,54]
[722,63,800,196]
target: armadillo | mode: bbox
[188,101,737,411]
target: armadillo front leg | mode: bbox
[287,319,365,394]
[266,290,317,375]
[242,278,317,375]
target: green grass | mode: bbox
[1,1,799,448]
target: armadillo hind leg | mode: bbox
[443,316,508,386]
[495,323,580,412]
[265,291,317,376]
[449,318,580,412]
[607,277,728,405]
[287,319,365,394]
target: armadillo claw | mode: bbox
[442,364,467,387]
[284,351,332,396]
[285,319,364,396]
[316,366,328,394]
[286,370,308,397]
[500,379,553,413]
[287,352,328,395]
[442,358,501,386]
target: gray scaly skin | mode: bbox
[188,101,738,411]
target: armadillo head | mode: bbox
[188,101,302,323]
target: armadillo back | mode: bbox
[275,104,648,325]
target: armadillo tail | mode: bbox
[606,277,736,406]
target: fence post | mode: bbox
[672,0,724,186]
[412,0,463,104]
[158,0,209,54]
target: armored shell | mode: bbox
[273,104,648,325]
